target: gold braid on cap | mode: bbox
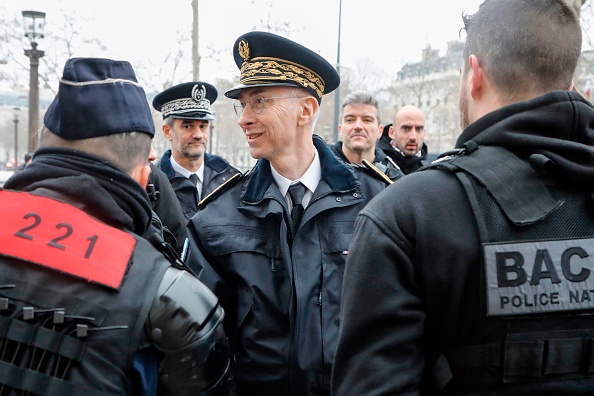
[237,39,325,99]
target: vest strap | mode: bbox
[449,146,560,225]
[0,360,113,396]
[442,336,594,383]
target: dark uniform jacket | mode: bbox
[377,135,436,174]
[329,140,404,181]
[1,148,234,396]
[148,162,187,256]
[158,149,240,221]
[1,148,170,395]
[186,135,387,396]
[332,90,594,395]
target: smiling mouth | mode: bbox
[246,133,263,141]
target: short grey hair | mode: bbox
[341,91,382,124]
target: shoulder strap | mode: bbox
[425,143,560,225]
[451,146,560,225]
[198,171,246,209]
[359,159,394,185]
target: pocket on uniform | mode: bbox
[203,223,282,258]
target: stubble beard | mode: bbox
[459,91,470,130]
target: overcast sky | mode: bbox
[4,0,593,86]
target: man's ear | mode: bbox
[131,164,151,189]
[162,122,172,141]
[376,124,384,140]
[569,80,575,92]
[388,125,396,140]
[469,54,483,100]
[297,97,319,126]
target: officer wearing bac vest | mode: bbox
[1,58,234,395]
[332,1,594,395]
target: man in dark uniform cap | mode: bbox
[2,57,234,395]
[333,1,594,395]
[185,31,388,396]
[153,82,240,222]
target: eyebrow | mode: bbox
[241,88,266,99]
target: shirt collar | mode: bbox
[271,147,321,198]
[390,140,422,157]
[170,155,205,182]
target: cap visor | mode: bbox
[225,82,299,99]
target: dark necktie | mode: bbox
[288,182,307,231]
[189,174,200,200]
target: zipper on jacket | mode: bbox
[317,291,322,306]
[271,257,276,272]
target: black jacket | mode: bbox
[187,135,387,396]
[158,149,240,221]
[377,134,436,174]
[2,148,233,395]
[333,91,594,395]
[148,162,188,256]
[329,140,404,181]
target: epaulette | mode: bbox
[359,159,394,185]
[197,171,247,209]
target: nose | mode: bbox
[148,145,157,162]
[191,129,205,140]
[238,107,255,129]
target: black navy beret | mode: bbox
[152,81,218,120]
[44,57,154,139]
[225,31,340,103]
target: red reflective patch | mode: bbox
[0,190,136,289]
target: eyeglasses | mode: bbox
[233,96,305,117]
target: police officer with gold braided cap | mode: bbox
[2,57,234,395]
[153,82,240,223]
[185,31,388,396]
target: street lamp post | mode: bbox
[332,0,343,143]
[22,10,46,153]
[13,107,20,170]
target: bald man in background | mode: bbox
[378,105,437,174]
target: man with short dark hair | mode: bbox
[2,58,234,395]
[331,90,403,181]
[333,1,594,394]
[153,82,240,221]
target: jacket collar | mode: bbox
[243,135,358,203]
[158,149,230,179]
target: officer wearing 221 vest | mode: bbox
[153,82,240,223]
[332,1,594,395]
[185,31,388,395]
[1,58,234,395]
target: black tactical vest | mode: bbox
[0,191,169,395]
[426,144,594,395]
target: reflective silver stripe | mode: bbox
[484,237,594,316]
[59,78,143,87]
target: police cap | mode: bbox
[44,57,155,140]
[153,82,217,120]
[225,31,340,103]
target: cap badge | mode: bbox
[192,84,206,102]
[238,39,250,62]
